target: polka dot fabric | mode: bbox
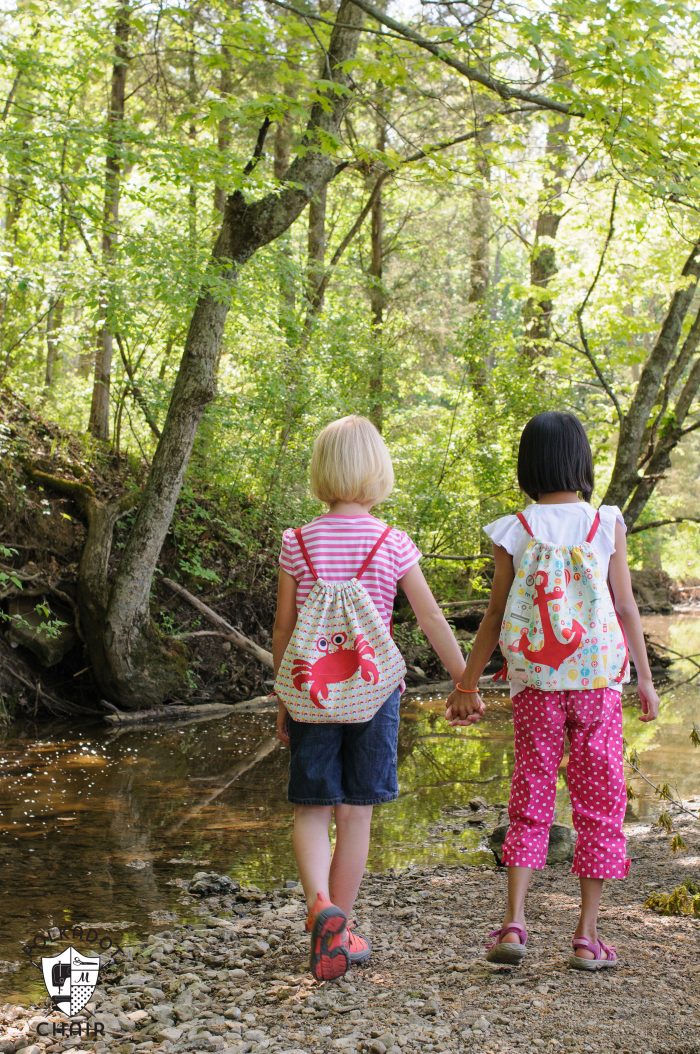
[501,687,630,880]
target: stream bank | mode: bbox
[0,821,698,1054]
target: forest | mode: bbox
[1,0,699,713]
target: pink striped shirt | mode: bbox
[279,514,422,628]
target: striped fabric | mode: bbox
[279,513,422,628]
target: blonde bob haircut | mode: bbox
[310,415,394,506]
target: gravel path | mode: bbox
[2,821,698,1054]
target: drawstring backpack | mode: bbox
[498,509,629,692]
[274,525,406,723]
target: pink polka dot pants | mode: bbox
[501,687,630,880]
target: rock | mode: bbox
[122,974,153,988]
[125,1010,150,1025]
[488,823,575,864]
[6,595,77,666]
[405,665,427,685]
[150,1004,175,1024]
[630,569,678,615]
[156,1027,182,1043]
[245,940,269,957]
[473,1016,491,1032]
[187,872,241,897]
[469,797,488,811]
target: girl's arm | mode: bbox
[445,544,515,726]
[607,521,660,722]
[272,568,298,744]
[399,564,465,683]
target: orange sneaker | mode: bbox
[307,893,349,982]
[344,922,372,964]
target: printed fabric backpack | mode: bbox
[274,524,407,723]
[498,509,629,691]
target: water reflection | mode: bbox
[0,616,697,1003]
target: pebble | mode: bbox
[1,825,696,1054]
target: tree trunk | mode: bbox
[604,236,700,519]
[367,26,388,431]
[275,106,298,345]
[88,1,130,441]
[610,305,700,524]
[213,40,233,215]
[368,153,386,431]
[44,297,64,388]
[0,86,31,366]
[522,77,571,357]
[87,0,365,707]
[187,10,198,248]
[45,168,69,389]
[307,185,327,307]
[467,120,491,308]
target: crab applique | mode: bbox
[292,632,379,707]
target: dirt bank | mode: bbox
[1,819,698,1054]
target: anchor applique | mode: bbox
[508,569,584,670]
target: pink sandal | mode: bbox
[485,923,528,964]
[569,937,618,971]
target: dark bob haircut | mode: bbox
[517,411,594,502]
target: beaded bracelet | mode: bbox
[455,683,480,694]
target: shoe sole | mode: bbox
[310,906,349,981]
[568,954,617,971]
[486,942,527,965]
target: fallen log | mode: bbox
[162,577,273,668]
[104,700,242,725]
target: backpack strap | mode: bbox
[294,527,319,580]
[516,511,534,537]
[585,509,601,543]
[357,524,393,578]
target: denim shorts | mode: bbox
[287,687,401,806]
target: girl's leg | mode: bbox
[499,866,533,943]
[567,689,629,960]
[329,804,373,917]
[498,689,567,939]
[293,805,333,910]
[574,878,606,959]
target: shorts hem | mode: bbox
[342,793,398,805]
[288,794,398,806]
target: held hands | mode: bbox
[445,684,485,727]
[637,676,660,722]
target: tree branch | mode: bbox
[349,0,577,116]
[628,516,700,534]
[162,577,273,668]
[573,182,622,421]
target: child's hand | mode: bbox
[445,686,485,726]
[637,677,660,722]
[274,697,290,745]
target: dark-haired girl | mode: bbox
[446,411,659,970]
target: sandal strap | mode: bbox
[485,923,528,949]
[572,937,617,961]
